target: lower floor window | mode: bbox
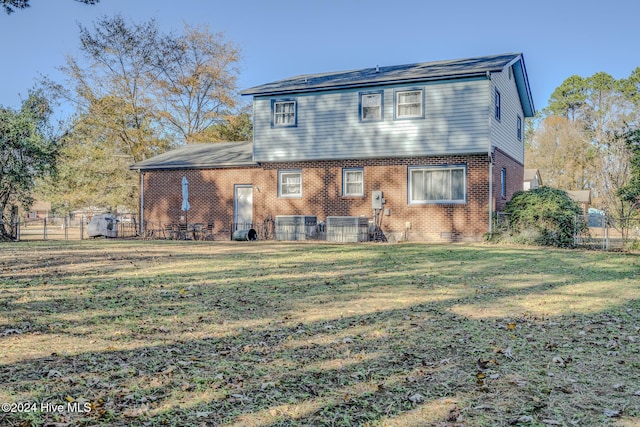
[343,168,364,196]
[409,165,466,203]
[278,170,302,197]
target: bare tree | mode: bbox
[38,15,246,213]
[153,23,241,142]
[2,0,98,14]
[526,116,595,190]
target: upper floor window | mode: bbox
[495,89,501,121]
[360,92,383,122]
[517,115,522,141]
[343,168,364,196]
[273,100,297,127]
[278,170,302,198]
[409,165,466,204]
[395,89,424,119]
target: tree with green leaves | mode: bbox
[618,129,640,208]
[605,127,640,243]
[546,75,587,120]
[2,0,98,14]
[0,92,57,239]
[186,107,253,143]
[36,112,140,216]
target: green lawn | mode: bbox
[0,240,638,426]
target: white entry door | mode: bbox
[234,185,253,230]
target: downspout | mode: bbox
[487,71,494,235]
[139,171,145,235]
[488,149,494,234]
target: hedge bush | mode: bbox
[500,187,584,248]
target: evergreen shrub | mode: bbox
[499,187,584,248]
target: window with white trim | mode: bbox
[409,166,466,203]
[273,100,296,126]
[495,89,501,121]
[360,92,382,121]
[501,168,507,199]
[395,89,423,119]
[278,170,302,198]
[343,168,364,196]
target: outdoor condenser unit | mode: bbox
[275,215,317,241]
[325,216,370,242]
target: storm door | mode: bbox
[234,185,253,230]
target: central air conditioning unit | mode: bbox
[325,216,370,242]
[275,215,317,241]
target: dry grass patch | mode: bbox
[0,240,638,426]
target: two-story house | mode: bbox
[131,52,535,241]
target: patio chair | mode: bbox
[177,223,189,240]
[192,223,204,240]
[164,223,178,240]
[201,221,215,240]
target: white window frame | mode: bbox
[501,167,507,199]
[495,89,501,121]
[408,165,466,204]
[278,170,302,198]
[395,89,424,119]
[272,99,297,127]
[359,91,383,122]
[343,168,364,196]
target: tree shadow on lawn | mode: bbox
[1,298,638,426]
[0,242,638,426]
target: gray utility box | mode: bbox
[87,213,118,238]
[275,215,317,241]
[326,216,370,242]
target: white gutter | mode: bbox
[139,172,145,235]
[487,71,494,234]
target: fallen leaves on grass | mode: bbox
[0,241,638,426]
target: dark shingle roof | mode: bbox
[129,141,256,171]
[241,53,521,95]
[241,52,534,117]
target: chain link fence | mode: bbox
[12,214,138,241]
[492,212,640,250]
[574,214,640,250]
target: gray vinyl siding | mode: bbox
[491,68,525,164]
[253,78,491,162]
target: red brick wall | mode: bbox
[139,152,521,242]
[492,149,524,212]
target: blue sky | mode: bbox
[1,0,638,117]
